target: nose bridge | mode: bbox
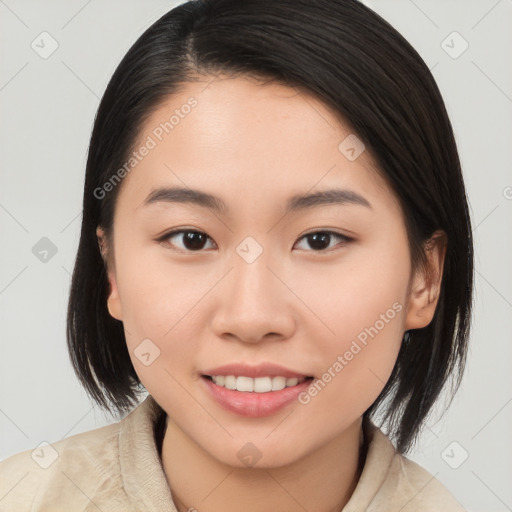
[212,242,295,342]
[230,244,279,313]
[233,247,273,301]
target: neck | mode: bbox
[161,416,365,512]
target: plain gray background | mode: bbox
[1,1,511,510]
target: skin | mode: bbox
[97,75,446,512]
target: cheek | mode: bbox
[121,289,202,404]
[113,235,204,333]
[297,288,406,424]
[295,240,409,409]
[298,239,409,337]
[112,248,208,386]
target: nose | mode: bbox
[210,250,296,344]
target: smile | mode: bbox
[201,375,315,417]
[204,375,311,393]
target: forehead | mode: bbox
[114,75,396,216]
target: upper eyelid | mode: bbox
[161,228,351,239]
[159,228,353,249]
[161,229,217,248]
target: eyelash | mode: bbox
[156,229,354,253]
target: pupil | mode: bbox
[184,232,206,250]
[308,232,330,250]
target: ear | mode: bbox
[96,226,123,321]
[404,230,447,330]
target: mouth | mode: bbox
[201,374,314,393]
[200,373,315,417]
[199,363,315,417]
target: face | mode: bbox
[98,75,441,468]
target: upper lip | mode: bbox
[202,363,312,379]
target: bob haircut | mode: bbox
[67,0,474,454]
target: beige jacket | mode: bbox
[0,394,465,511]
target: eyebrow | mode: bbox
[140,186,372,214]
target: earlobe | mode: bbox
[106,283,123,321]
[404,230,447,331]
[105,266,123,320]
[96,225,123,321]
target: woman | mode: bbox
[0,0,473,510]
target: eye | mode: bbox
[157,229,216,252]
[294,230,353,252]
[156,228,352,253]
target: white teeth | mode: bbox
[254,377,273,393]
[272,376,286,391]
[236,376,254,392]
[224,375,237,390]
[210,375,306,392]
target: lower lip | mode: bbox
[201,376,313,418]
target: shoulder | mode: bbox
[0,413,126,512]
[384,449,466,511]
[344,423,466,512]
